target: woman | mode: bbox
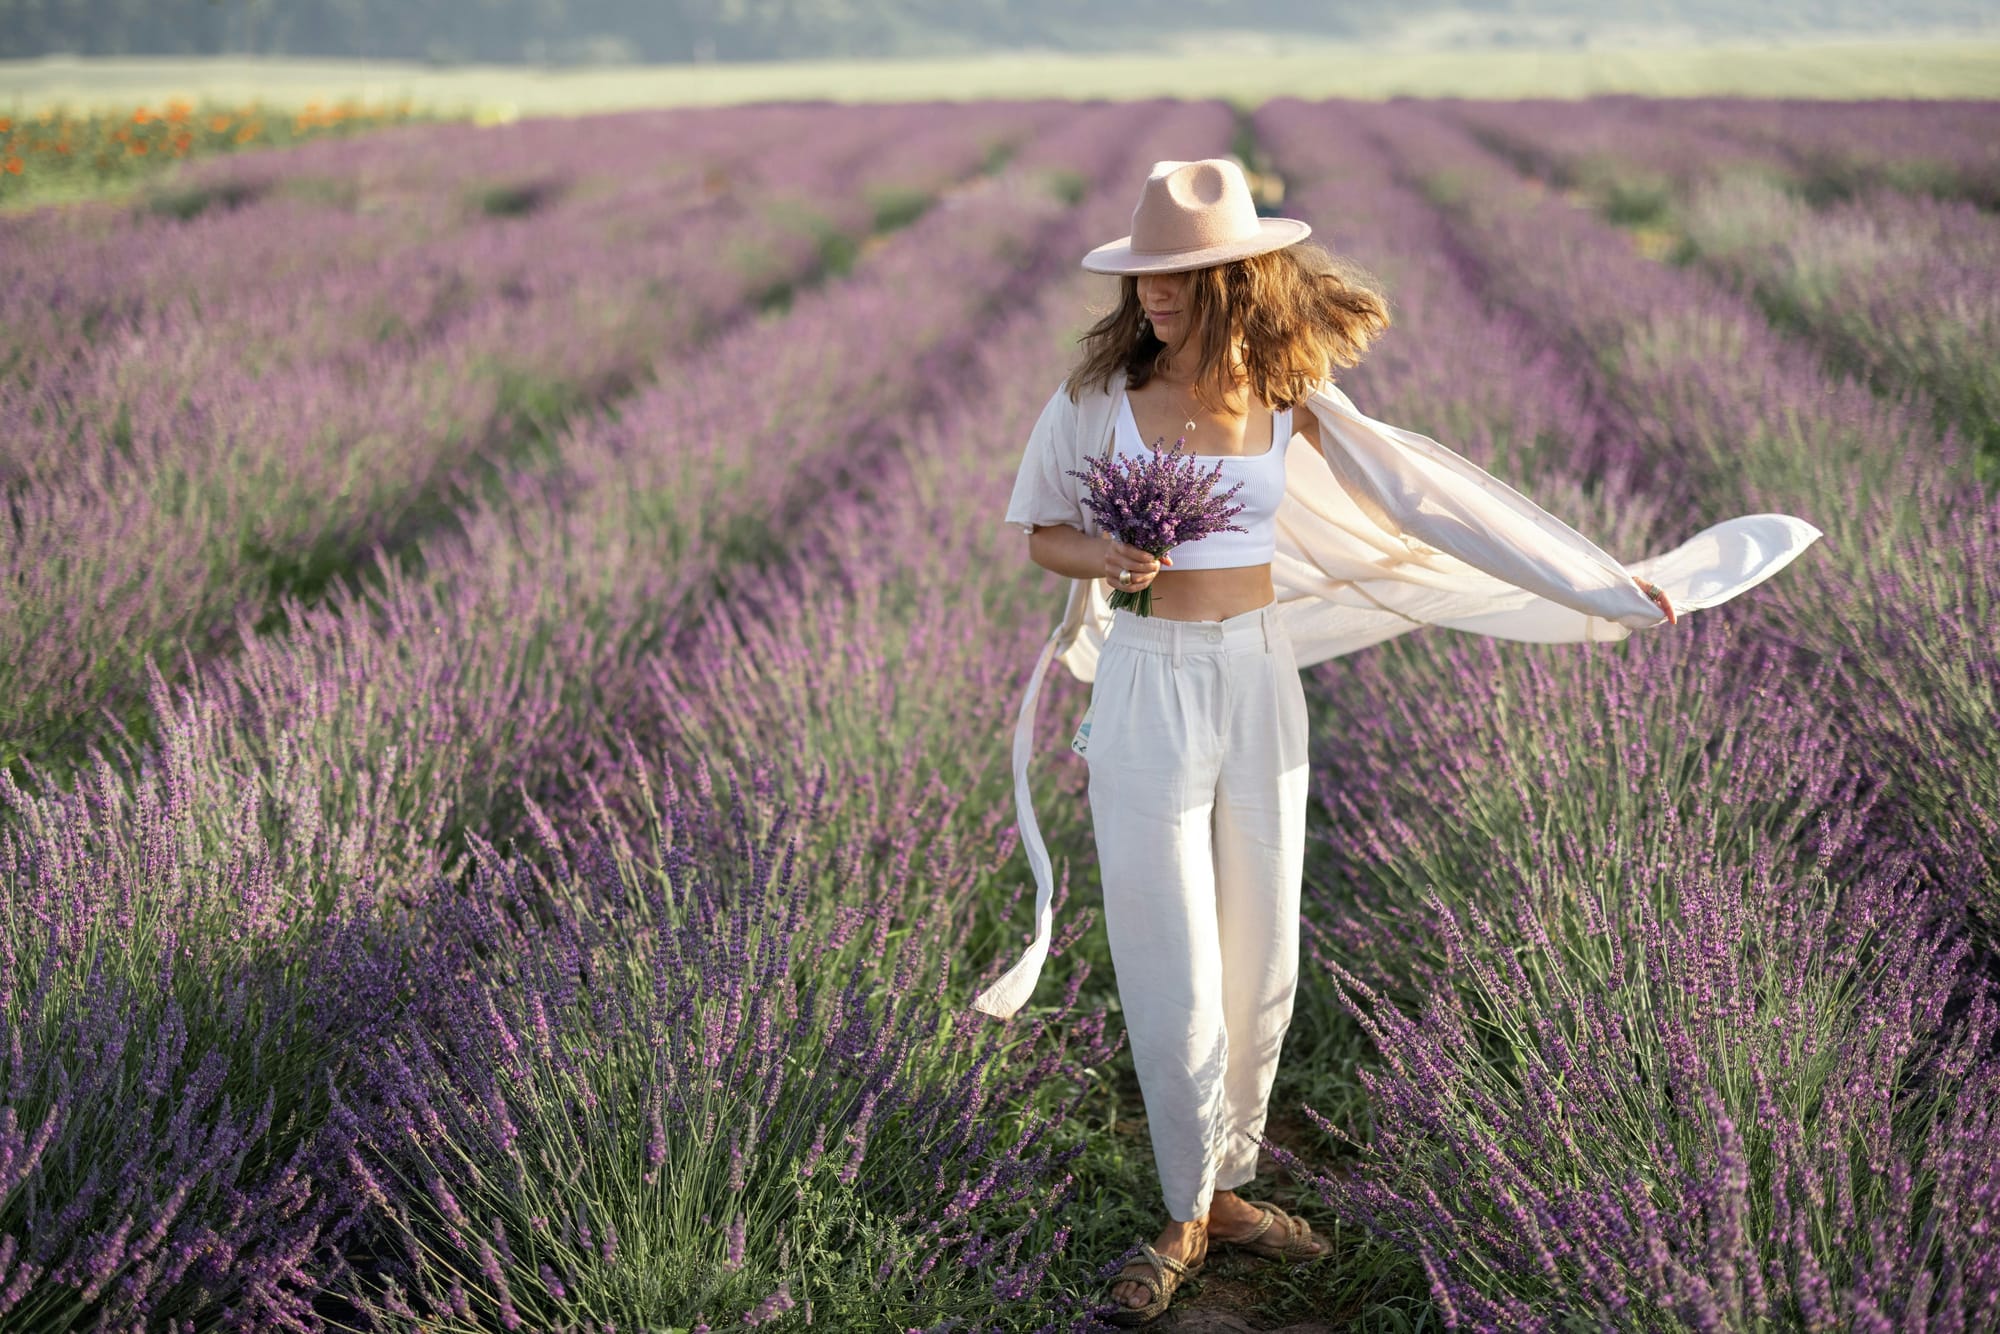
[973,159,1820,1326]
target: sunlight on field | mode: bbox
[2,39,1998,116]
[4,81,1998,1328]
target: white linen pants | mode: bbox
[1084,598,1310,1222]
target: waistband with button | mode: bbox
[1104,599,1281,664]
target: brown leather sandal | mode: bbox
[1211,1200,1330,1264]
[1103,1239,1203,1326]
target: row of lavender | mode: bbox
[1428,96,2000,472]
[0,100,1064,771]
[1252,98,1998,1329]
[1430,96,2000,210]
[1384,99,2000,951]
[0,100,1231,1328]
[1665,98,2000,211]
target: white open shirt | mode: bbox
[970,376,1822,1020]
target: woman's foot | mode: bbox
[1207,1192,1331,1263]
[1108,1190,1329,1312]
[1110,1217,1208,1313]
[1201,1190,1278,1246]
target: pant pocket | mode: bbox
[1274,637,1309,763]
[1081,644,1130,766]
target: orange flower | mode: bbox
[209,115,232,133]
[172,131,192,153]
[131,141,149,155]
[132,107,154,125]
[0,117,12,133]
[165,98,192,123]
[3,157,22,175]
[236,126,257,144]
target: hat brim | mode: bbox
[1080,218,1312,275]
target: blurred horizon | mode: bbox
[2,0,1998,65]
[7,1,1998,116]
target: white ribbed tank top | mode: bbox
[1111,394,1291,570]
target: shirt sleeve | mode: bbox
[1002,383,1088,536]
[1306,383,1668,630]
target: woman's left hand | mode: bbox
[1635,577,1676,625]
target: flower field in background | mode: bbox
[0,98,1064,772]
[1429,97,2000,475]
[0,95,1994,1331]
[0,97,436,207]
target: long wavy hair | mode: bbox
[1065,241,1392,412]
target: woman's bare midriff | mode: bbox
[1131,564,1275,622]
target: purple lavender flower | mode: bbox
[1067,434,1247,615]
[742,1281,797,1326]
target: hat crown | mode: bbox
[1129,158,1262,257]
[1078,156,1309,275]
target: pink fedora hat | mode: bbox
[1081,158,1310,275]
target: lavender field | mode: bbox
[0,95,1995,1332]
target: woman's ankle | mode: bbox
[1204,1191,1262,1229]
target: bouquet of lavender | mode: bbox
[1068,435,1248,616]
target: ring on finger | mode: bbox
[1118,569,1132,585]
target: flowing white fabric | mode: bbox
[974,622,1068,1021]
[970,379,1822,1019]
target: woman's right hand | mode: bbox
[1635,576,1677,625]
[1104,538,1169,590]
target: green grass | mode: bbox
[5,40,2000,121]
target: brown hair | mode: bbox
[1066,241,1392,413]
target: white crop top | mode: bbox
[1111,394,1292,570]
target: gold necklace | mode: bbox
[1155,376,1202,443]
[1157,373,1247,447]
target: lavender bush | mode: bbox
[331,756,1108,1330]
[1675,176,2000,475]
[1288,621,2000,1329]
[0,740,418,1326]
